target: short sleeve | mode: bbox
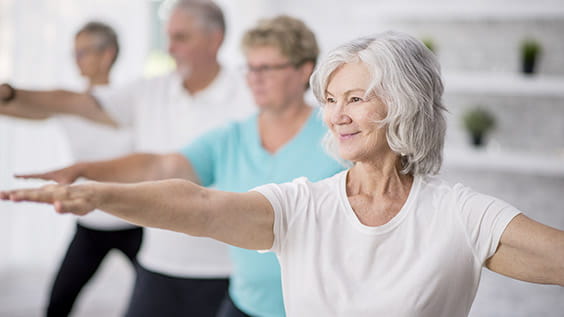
[252,177,311,253]
[91,81,139,128]
[454,184,521,264]
[179,124,232,187]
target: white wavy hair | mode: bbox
[311,31,447,175]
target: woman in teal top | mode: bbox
[181,16,343,316]
[181,107,341,316]
[17,16,343,317]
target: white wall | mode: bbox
[0,0,271,272]
[0,0,150,271]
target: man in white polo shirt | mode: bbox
[0,1,253,316]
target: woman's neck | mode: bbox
[258,101,312,154]
[88,73,110,89]
[348,155,412,198]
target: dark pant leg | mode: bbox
[110,226,143,265]
[216,295,251,317]
[125,265,229,317]
[46,224,113,317]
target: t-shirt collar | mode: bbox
[169,67,234,105]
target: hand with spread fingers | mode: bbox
[1,183,99,215]
[15,163,85,185]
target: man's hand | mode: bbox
[0,83,15,105]
[16,164,85,184]
[0,183,100,215]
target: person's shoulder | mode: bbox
[308,106,325,125]
[299,169,346,193]
[419,174,487,210]
[419,174,458,198]
[143,72,179,86]
[218,66,244,81]
[419,174,453,192]
[216,112,257,134]
[302,106,330,137]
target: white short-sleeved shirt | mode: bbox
[253,170,520,317]
[94,69,254,277]
[56,85,136,230]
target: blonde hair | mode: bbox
[242,15,318,67]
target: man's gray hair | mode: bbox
[311,31,447,175]
[172,0,225,34]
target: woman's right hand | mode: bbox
[0,182,100,215]
[15,163,85,184]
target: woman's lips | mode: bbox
[338,131,360,140]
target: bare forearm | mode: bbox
[96,179,209,236]
[78,153,172,183]
[2,178,275,250]
[2,88,115,125]
[19,153,196,185]
[0,103,51,120]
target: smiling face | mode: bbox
[245,45,311,111]
[323,62,391,163]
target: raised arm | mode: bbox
[0,179,275,250]
[0,83,116,126]
[486,214,564,286]
[17,153,198,184]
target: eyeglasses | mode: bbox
[244,62,294,75]
[74,46,104,59]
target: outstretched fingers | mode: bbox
[1,184,98,216]
[2,184,62,204]
[15,172,53,181]
[15,170,74,184]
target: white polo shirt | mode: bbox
[56,85,136,230]
[94,69,254,277]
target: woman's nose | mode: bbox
[328,103,351,125]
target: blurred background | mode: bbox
[1,0,563,316]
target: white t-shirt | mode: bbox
[56,85,136,230]
[253,170,520,317]
[94,69,254,277]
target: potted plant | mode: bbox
[520,38,542,75]
[462,107,496,147]
[422,37,436,54]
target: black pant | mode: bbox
[46,223,143,317]
[125,265,229,317]
[216,295,251,317]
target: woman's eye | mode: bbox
[326,97,336,104]
[350,96,362,103]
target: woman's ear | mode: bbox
[299,61,315,87]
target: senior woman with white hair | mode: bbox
[2,31,563,316]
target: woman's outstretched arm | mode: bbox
[1,179,275,250]
[486,214,564,286]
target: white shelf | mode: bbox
[443,147,564,177]
[443,72,564,97]
[352,3,564,22]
